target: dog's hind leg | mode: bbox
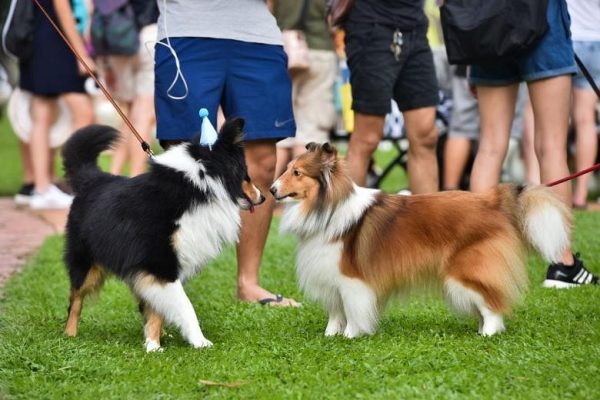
[139,301,165,352]
[133,275,212,349]
[445,278,505,336]
[65,265,106,336]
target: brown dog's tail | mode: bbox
[515,185,572,263]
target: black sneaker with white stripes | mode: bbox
[543,254,598,288]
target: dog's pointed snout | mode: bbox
[269,186,277,195]
[259,194,266,204]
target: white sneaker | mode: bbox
[30,185,74,210]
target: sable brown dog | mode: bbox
[271,143,570,337]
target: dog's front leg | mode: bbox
[135,279,213,349]
[324,291,346,336]
[339,277,379,339]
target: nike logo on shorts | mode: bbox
[274,118,294,128]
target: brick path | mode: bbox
[0,198,67,287]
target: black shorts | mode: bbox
[345,23,439,115]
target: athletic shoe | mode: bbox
[543,254,598,288]
[14,183,34,206]
[30,184,74,210]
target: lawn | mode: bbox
[1,213,599,399]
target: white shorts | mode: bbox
[278,49,337,148]
[105,24,157,103]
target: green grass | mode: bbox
[0,111,24,195]
[1,215,600,399]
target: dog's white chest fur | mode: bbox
[173,202,240,282]
[296,237,344,302]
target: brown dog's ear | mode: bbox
[321,142,337,156]
[320,142,339,172]
[305,142,319,152]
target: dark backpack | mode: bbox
[91,0,139,56]
[440,0,548,65]
[1,0,36,60]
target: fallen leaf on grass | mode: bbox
[198,379,248,388]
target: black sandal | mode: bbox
[258,294,284,305]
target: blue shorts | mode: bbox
[573,41,600,90]
[154,38,296,141]
[469,0,577,85]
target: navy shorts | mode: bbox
[470,0,577,85]
[154,38,296,141]
[345,23,439,114]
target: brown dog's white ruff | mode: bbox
[272,143,571,338]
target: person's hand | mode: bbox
[78,55,96,77]
[469,84,478,99]
[103,65,116,92]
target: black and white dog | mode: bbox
[62,119,264,352]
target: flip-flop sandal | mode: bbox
[258,294,284,305]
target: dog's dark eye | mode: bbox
[292,169,301,177]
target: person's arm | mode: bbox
[53,0,96,75]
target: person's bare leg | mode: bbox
[292,144,308,159]
[109,127,130,176]
[126,95,155,176]
[275,146,292,179]
[470,84,519,192]
[528,76,574,265]
[19,141,34,184]
[401,106,439,193]
[571,88,598,208]
[61,93,94,184]
[443,136,471,190]
[237,140,299,306]
[521,98,540,184]
[62,92,94,130]
[346,113,384,186]
[30,96,58,193]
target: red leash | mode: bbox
[546,163,600,187]
[32,0,153,157]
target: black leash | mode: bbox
[574,53,600,99]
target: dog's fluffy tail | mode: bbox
[516,185,571,263]
[62,124,119,193]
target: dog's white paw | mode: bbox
[479,317,506,337]
[191,337,213,349]
[324,319,346,336]
[145,339,163,353]
[343,325,362,339]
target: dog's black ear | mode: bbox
[305,142,319,152]
[190,132,201,145]
[218,118,245,146]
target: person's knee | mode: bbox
[247,150,277,189]
[72,105,95,128]
[408,124,438,155]
[535,141,567,164]
[573,107,595,129]
[351,114,385,155]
